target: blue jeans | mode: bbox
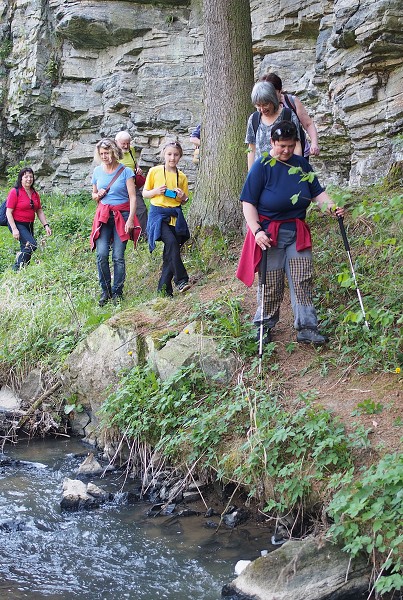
[9,221,37,269]
[95,212,128,296]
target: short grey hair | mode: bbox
[251,81,279,111]
[115,130,131,143]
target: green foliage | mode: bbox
[219,390,369,513]
[101,369,369,514]
[351,398,383,416]
[64,395,84,415]
[5,161,29,187]
[313,188,402,372]
[0,39,12,60]
[191,294,259,359]
[327,453,403,595]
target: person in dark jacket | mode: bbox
[237,121,344,345]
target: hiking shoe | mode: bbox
[112,293,123,306]
[297,328,328,345]
[99,292,111,307]
[176,280,191,293]
[256,327,272,344]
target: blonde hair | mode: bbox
[95,138,123,163]
[160,139,183,161]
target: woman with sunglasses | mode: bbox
[90,138,139,306]
[6,167,52,271]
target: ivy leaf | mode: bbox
[291,193,300,205]
[288,166,300,175]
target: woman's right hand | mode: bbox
[12,228,20,240]
[255,230,271,250]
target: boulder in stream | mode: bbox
[61,478,113,511]
[223,537,370,600]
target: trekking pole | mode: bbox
[258,248,268,374]
[337,216,370,329]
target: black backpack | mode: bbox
[0,200,7,226]
[251,101,306,153]
[0,187,20,226]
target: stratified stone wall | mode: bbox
[0,0,402,191]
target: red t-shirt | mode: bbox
[6,187,41,222]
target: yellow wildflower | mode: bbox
[395,367,401,374]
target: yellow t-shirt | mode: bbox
[119,147,136,170]
[144,164,188,208]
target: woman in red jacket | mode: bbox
[6,167,52,271]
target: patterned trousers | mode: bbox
[253,227,318,331]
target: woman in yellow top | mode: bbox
[143,140,191,296]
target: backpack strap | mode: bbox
[129,148,137,170]
[283,93,297,113]
[251,111,261,137]
[104,166,125,195]
[281,103,307,152]
[280,107,292,122]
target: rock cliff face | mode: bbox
[0,0,402,191]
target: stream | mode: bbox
[0,437,272,599]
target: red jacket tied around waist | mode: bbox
[236,217,312,287]
[90,202,141,250]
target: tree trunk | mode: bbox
[189,0,254,233]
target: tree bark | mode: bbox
[189,0,254,233]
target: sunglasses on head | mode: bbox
[274,127,294,137]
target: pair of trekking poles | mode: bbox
[258,216,369,374]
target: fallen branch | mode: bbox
[17,381,62,428]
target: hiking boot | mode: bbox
[112,293,123,306]
[176,280,191,293]
[99,291,111,307]
[297,328,328,345]
[256,327,272,344]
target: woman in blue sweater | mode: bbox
[237,121,344,345]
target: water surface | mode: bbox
[0,438,271,599]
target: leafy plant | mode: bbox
[351,398,383,416]
[327,453,403,595]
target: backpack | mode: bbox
[0,187,20,226]
[251,106,292,137]
[251,102,307,155]
[0,200,7,226]
[283,94,307,156]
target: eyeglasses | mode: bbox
[256,104,273,114]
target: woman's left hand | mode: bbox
[331,206,345,218]
[125,216,135,234]
[176,189,188,205]
[44,224,52,236]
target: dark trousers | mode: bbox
[135,188,148,237]
[9,221,37,269]
[158,222,188,295]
